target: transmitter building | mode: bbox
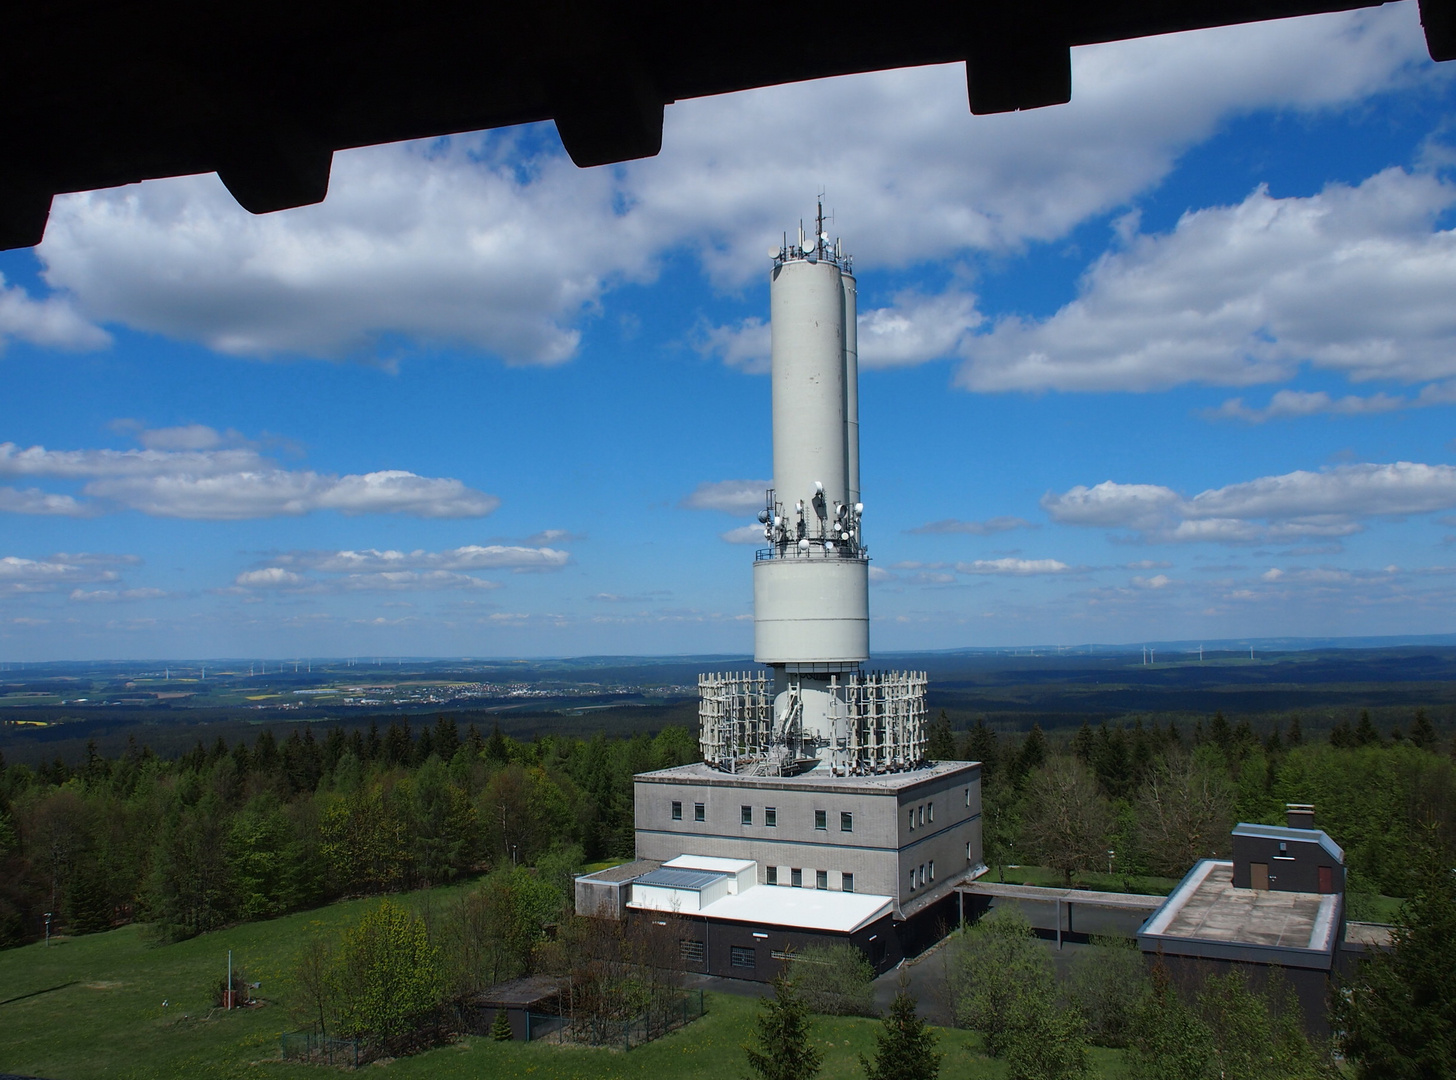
[577,210,983,979]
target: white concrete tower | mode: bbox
[699,206,926,776]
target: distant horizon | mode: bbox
[6,630,1456,668]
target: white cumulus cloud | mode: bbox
[20,6,1431,366]
[0,431,498,520]
[0,274,109,351]
[958,168,1456,392]
[858,289,982,369]
[0,553,129,593]
[1044,461,1456,542]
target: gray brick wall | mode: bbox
[634,762,982,908]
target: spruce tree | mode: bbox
[1016,724,1047,780]
[1410,709,1439,752]
[927,711,956,762]
[862,990,940,1080]
[1286,714,1302,746]
[745,973,821,1080]
[1336,849,1456,1079]
[491,1007,513,1041]
[962,719,1000,777]
[1354,710,1383,748]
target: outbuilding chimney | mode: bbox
[1286,803,1315,830]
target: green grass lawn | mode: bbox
[0,889,1131,1080]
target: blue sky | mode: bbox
[3,3,1456,661]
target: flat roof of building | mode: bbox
[959,880,1165,911]
[635,760,978,794]
[634,867,727,891]
[665,854,756,875]
[575,859,660,884]
[693,885,894,934]
[475,975,567,1008]
[1231,822,1344,862]
[1140,861,1339,968]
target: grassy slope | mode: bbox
[0,887,1129,1080]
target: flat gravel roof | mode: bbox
[1142,861,1339,956]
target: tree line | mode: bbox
[0,717,697,946]
[927,707,1455,901]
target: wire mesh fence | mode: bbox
[527,987,705,1049]
[280,1027,362,1067]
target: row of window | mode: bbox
[670,800,854,832]
[764,866,854,892]
[683,943,772,968]
[907,802,935,829]
[908,860,936,891]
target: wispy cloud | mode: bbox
[1207,382,1456,422]
[1045,461,1456,543]
[231,544,569,594]
[0,428,499,520]
[907,516,1033,536]
[683,479,770,515]
[955,558,1073,575]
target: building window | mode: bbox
[814,809,827,831]
[671,801,682,821]
[694,802,705,822]
[928,803,934,823]
[967,841,973,861]
[908,869,915,892]
[741,805,753,826]
[929,860,936,881]
[816,869,828,889]
[731,946,756,969]
[918,806,924,827]
[679,939,705,962]
[908,808,915,830]
[919,863,926,886]
[791,868,803,888]
[966,787,971,807]
[842,872,854,893]
[765,806,777,827]
[840,811,853,832]
[767,866,778,886]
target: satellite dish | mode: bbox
[801,242,814,255]
[769,247,781,258]
[798,539,810,552]
[757,509,771,524]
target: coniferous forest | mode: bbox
[0,717,698,947]
[2,705,1452,950]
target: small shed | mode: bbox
[467,976,566,1041]
[1230,822,1344,894]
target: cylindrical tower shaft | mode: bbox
[770,257,849,523]
[842,270,860,508]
